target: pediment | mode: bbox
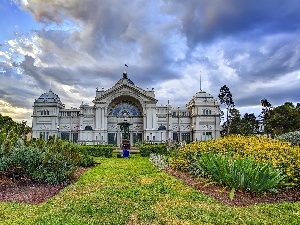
[93,82,157,104]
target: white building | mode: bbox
[32,71,220,145]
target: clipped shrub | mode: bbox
[193,152,287,192]
[71,144,95,167]
[169,135,300,186]
[140,143,167,157]
[78,145,114,158]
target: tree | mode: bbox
[228,108,241,134]
[240,113,259,135]
[266,102,300,135]
[259,98,273,136]
[218,85,235,135]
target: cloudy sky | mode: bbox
[0,0,300,125]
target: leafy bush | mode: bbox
[0,138,84,184]
[0,134,94,184]
[275,131,300,146]
[77,145,114,158]
[140,143,167,157]
[192,152,286,193]
[0,114,94,184]
[149,153,169,170]
[169,135,300,186]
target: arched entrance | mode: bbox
[107,96,143,146]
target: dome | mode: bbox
[116,70,135,85]
[194,90,214,99]
[35,89,63,104]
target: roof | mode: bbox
[194,90,214,99]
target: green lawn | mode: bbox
[0,155,299,224]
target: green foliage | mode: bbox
[0,138,86,184]
[77,145,114,158]
[223,109,259,136]
[240,113,259,135]
[264,102,300,136]
[0,114,95,184]
[74,146,95,167]
[139,143,168,157]
[218,85,235,136]
[191,152,287,193]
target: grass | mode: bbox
[0,155,299,224]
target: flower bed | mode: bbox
[169,135,300,186]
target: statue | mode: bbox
[123,70,128,79]
[119,122,130,139]
[118,122,132,149]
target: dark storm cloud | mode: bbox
[0,79,38,109]
[19,55,48,90]
[223,35,300,81]
[0,89,8,98]
[163,0,300,46]
[234,83,300,108]
[17,0,180,90]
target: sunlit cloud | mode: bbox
[1,0,300,123]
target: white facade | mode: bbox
[32,71,221,145]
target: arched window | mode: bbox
[108,103,141,116]
[85,125,93,130]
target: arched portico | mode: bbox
[107,95,144,146]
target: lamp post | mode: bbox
[56,125,60,138]
[166,100,170,141]
[191,125,194,142]
[177,106,180,142]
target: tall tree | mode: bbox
[218,85,235,135]
[228,108,241,134]
[259,98,273,136]
[240,113,259,135]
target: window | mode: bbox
[202,132,212,140]
[109,103,141,116]
[203,109,212,115]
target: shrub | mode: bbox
[149,153,169,170]
[78,145,114,158]
[0,115,94,184]
[169,135,300,186]
[72,144,95,167]
[192,152,287,193]
[0,136,94,184]
[275,131,300,146]
[140,143,167,157]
